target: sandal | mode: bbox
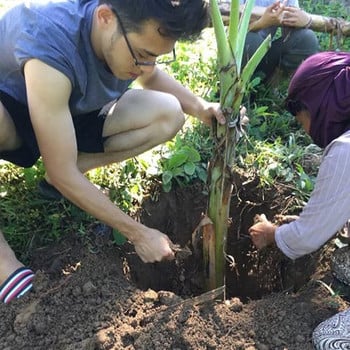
[38,179,63,200]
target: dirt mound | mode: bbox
[0,177,349,349]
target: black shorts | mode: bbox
[0,90,111,168]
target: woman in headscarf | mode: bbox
[248,51,350,349]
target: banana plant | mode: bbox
[203,0,271,290]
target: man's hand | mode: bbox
[249,214,277,249]
[195,99,225,126]
[250,0,286,31]
[281,7,311,28]
[133,227,175,263]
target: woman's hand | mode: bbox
[249,214,277,249]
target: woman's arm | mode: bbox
[250,132,350,259]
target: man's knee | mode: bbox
[298,29,319,53]
[0,102,21,151]
[281,29,319,71]
[285,28,319,52]
[157,94,185,140]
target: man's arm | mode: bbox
[137,67,225,126]
[24,58,174,263]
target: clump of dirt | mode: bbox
[0,172,348,350]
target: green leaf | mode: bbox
[209,0,231,67]
[162,182,172,193]
[162,171,173,185]
[112,229,127,245]
[184,162,196,175]
[241,34,271,88]
[235,0,255,73]
[196,167,208,183]
[228,0,239,55]
[167,152,188,169]
[185,146,201,162]
[172,167,185,177]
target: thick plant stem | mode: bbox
[204,108,238,291]
[205,0,269,293]
[202,215,216,290]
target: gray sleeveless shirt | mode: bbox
[0,0,132,115]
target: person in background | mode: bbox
[241,0,319,82]
[0,0,225,304]
[248,51,350,349]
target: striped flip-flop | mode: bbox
[0,267,34,304]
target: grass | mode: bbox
[0,0,349,262]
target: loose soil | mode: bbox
[0,171,349,350]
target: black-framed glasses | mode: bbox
[285,99,306,116]
[114,12,176,67]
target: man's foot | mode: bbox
[0,267,35,303]
[38,178,109,200]
[38,179,63,200]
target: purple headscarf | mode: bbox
[287,51,350,148]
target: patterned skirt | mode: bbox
[313,308,350,349]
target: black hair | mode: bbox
[284,99,307,116]
[98,0,209,41]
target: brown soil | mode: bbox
[0,172,349,350]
